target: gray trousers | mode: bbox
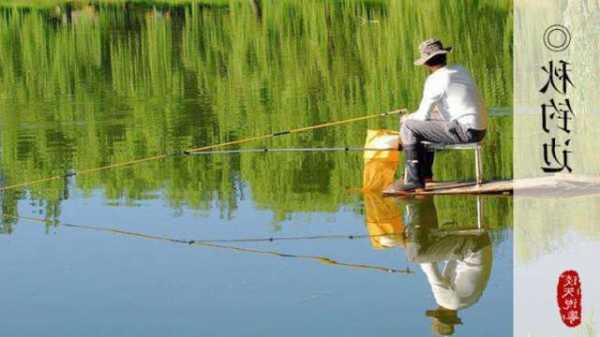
[400,119,486,179]
[400,119,486,146]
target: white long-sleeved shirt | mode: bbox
[420,245,492,310]
[409,65,488,130]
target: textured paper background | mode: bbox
[514,0,600,336]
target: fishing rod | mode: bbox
[183,109,406,154]
[184,147,399,156]
[12,214,413,275]
[0,108,406,192]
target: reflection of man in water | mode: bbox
[404,197,492,336]
[365,194,492,336]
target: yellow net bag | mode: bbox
[362,129,401,192]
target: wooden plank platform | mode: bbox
[383,175,600,197]
[384,180,513,196]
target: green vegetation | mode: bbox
[0,0,230,8]
[0,0,513,232]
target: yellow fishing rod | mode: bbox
[0,108,406,192]
[183,108,406,154]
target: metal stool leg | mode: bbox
[475,145,483,186]
[476,195,483,229]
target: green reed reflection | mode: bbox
[0,0,513,230]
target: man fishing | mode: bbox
[387,38,488,193]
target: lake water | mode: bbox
[0,1,513,336]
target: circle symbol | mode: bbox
[543,24,571,52]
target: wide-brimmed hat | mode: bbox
[426,308,462,336]
[426,308,463,325]
[414,38,453,65]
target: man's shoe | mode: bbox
[383,180,425,195]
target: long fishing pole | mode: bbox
[0,109,406,192]
[185,147,399,156]
[12,214,413,275]
[183,109,406,154]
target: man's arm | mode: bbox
[406,76,444,121]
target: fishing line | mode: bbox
[184,147,398,156]
[0,109,406,192]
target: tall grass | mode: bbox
[0,0,513,230]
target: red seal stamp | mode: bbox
[557,270,582,327]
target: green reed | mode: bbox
[0,0,512,230]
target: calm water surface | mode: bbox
[0,1,513,336]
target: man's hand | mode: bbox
[400,113,411,125]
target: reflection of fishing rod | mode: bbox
[184,147,399,156]
[0,109,406,192]
[13,215,413,275]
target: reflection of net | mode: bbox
[364,192,405,249]
[362,129,400,192]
